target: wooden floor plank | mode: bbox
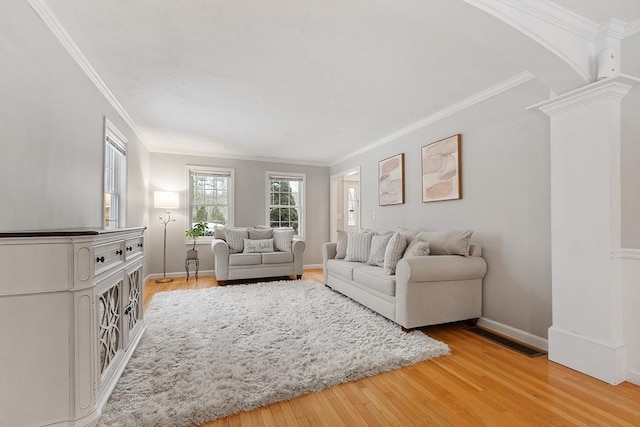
[144,271,640,427]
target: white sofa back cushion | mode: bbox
[415,230,473,256]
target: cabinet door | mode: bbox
[95,272,125,387]
[124,262,143,341]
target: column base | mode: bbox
[548,326,626,385]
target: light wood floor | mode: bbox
[144,270,640,427]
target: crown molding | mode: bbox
[528,74,640,116]
[330,71,536,167]
[624,18,640,38]
[26,0,150,151]
[497,0,598,41]
[151,146,329,168]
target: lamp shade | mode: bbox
[154,191,179,209]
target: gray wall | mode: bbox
[621,33,640,249]
[0,1,150,267]
[331,79,553,338]
[148,153,329,276]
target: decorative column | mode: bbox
[533,74,639,385]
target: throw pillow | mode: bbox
[243,238,274,253]
[213,226,226,240]
[335,230,348,259]
[345,231,374,263]
[415,230,473,256]
[224,228,249,253]
[249,227,273,239]
[273,229,294,252]
[383,232,407,275]
[403,241,430,258]
[367,233,393,267]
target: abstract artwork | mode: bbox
[422,134,461,202]
[378,153,404,206]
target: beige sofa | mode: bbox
[322,229,487,330]
[211,226,305,285]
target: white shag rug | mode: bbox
[99,280,449,427]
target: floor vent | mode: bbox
[467,327,546,358]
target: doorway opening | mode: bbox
[330,167,361,241]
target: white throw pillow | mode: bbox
[345,232,374,263]
[383,232,407,275]
[224,228,248,253]
[403,241,430,258]
[243,238,274,253]
[273,229,294,252]
[367,233,393,267]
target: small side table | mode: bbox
[185,257,199,280]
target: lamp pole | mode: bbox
[157,210,175,283]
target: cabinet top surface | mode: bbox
[0,226,146,238]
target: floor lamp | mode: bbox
[154,191,179,283]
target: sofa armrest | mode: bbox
[292,239,306,276]
[322,242,337,284]
[396,255,487,283]
[211,239,229,281]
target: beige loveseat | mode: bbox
[323,228,487,330]
[211,226,305,285]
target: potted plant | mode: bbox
[185,221,208,259]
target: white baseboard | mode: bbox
[548,326,627,385]
[304,264,323,269]
[477,317,548,352]
[146,270,215,280]
[626,367,640,386]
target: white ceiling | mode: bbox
[41,0,639,166]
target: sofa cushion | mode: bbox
[262,252,294,264]
[384,232,407,274]
[353,266,396,297]
[249,227,273,239]
[367,233,392,267]
[335,230,348,259]
[396,226,419,244]
[403,240,430,258]
[415,230,473,256]
[225,228,249,253]
[326,259,364,282]
[243,238,274,253]
[273,229,294,252]
[229,253,262,266]
[345,231,374,262]
[213,226,227,240]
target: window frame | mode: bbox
[186,165,235,245]
[265,171,306,240]
[103,118,127,229]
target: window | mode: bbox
[187,166,234,235]
[104,119,127,229]
[266,172,305,238]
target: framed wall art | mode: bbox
[378,153,404,206]
[421,134,461,202]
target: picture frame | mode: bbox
[378,153,405,206]
[421,134,461,203]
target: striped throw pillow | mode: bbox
[384,232,408,275]
[273,229,294,252]
[345,232,374,263]
[224,228,249,254]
